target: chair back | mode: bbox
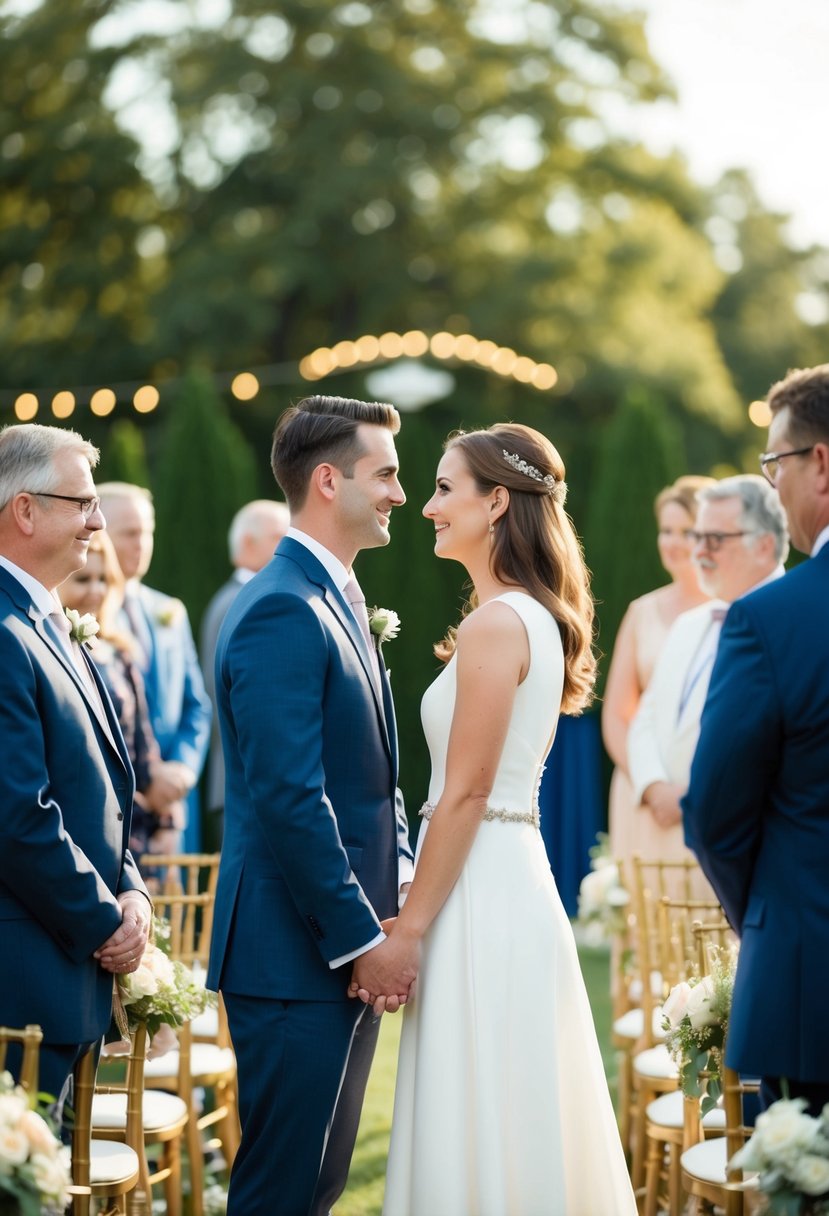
[0,1023,42,1092]
[657,895,730,993]
[139,853,220,969]
[630,857,704,1045]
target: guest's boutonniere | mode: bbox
[64,608,100,646]
[156,599,183,628]
[368,607,401,646]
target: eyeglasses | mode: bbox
[29,492,101,521]
[759,445,814,484]
[688,530,756,553]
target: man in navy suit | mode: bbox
[207,396,414,1215]
[0,425,150,1105]
[684,363,829,1114]
[98,482,212,855]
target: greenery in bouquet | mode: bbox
[117,919,215,1040]
[576,833,631,947]
[730,1097,829,1216]
[661,946,736,1114]
[0,1072,70,1216]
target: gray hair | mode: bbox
[228,499,290,563]
[0,424,99,512]
[698,474,790,564]
[97,481,155,521]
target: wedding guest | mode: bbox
[684,365,829,1114]
[98,482,211,854]
[602,475,713,870]
[200,499,290,845]
[59,530,178,860]
[628,475,788,852]
[0,424,150,1106]
[207,396,413,1216]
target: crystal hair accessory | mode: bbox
[502,449,557,491]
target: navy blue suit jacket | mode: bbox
[683,545,829,1082]
[207,538,411,1001]
[0,565,147,1045]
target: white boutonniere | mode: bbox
[156,599,183,627]
[368,607,401,646]
[64,608,100,646]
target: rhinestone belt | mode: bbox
[418,801,540,829]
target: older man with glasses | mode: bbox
[684,364,829,1116]
[627,474,788,847]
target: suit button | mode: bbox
[117,812,124,821]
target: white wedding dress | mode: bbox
[383,593,636,1216]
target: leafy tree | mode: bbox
[96,418,151,487]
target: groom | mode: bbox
[207,395,415,1215]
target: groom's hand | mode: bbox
[349,930,420,1016]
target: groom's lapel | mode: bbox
[280,538,392,758]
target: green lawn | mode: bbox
[334,943,616,1216]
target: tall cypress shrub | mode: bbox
[150,371,258,631]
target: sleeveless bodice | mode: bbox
[421,592,565,816]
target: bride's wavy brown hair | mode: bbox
[434,423,597,714]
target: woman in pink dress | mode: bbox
[602,475,713,870]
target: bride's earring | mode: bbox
[488,521,494,535]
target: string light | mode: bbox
[3,331,560,416]
[748,399,772,428]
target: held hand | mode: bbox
[348,929,420,1016]
[642,781,684,829]
[145,761,194,809]
[95,893,151,974]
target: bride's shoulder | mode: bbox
[456,595,531,648]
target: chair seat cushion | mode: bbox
[89,1138,140,1186]
[190,1007,219,1038]
[143,1042,235,1081]
[613,1006,667,1041]
[681,1138,757,1187]
[634,1043,679,1081]
[92,1090,188,1134]
[647,1089,727,1130]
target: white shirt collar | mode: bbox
[811,524,829,557]
[286,526,351,593]
[234,567,256,585]
[0,555,60,618]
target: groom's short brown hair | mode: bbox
[271,395,400,510]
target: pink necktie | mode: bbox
[343,576,381,690]
[710,605,728,623]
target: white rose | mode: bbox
[755,1101,818,1159]
[143,944,175,985]
[121,962,159,1003]
[579,864,619,912]
[19,1108,59,1156]
[0,1125,30,1166]
[686,976,717,1030]
[791,1153,829,1196]
[0,1091,26,1131]
[30,1148,70,1200]
[606,886,630,908]
[662,981,693,1028]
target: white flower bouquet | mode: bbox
[730,1097,829,1214]
[117,923,215,1040]
[576,833,630,946]
[0,1073,71,1216]
[662,945,736,1113]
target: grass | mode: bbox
[334,942,615,1216]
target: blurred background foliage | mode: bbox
[2,0,828,811]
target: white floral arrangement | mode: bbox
[576,833,630,946]
[662,945,736,1113]
[117,928,215,1040]
[63,608,99,646]
[730,1097,829,1214]
[0,1072,71,1216]
[203,1181,229,1214]
[368,606,400,645]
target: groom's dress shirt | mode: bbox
[286,527,414,968]
[812,523,829,556]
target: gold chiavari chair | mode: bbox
[643,900,734,1216]
[681,920,758,1216]
[627,856,704,1198]
[139,856,238,1216]
[0,1023,43,1092]
[72,1029,145,1216]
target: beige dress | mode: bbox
[608,590,700,871]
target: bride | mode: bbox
[355,423,636,1215]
